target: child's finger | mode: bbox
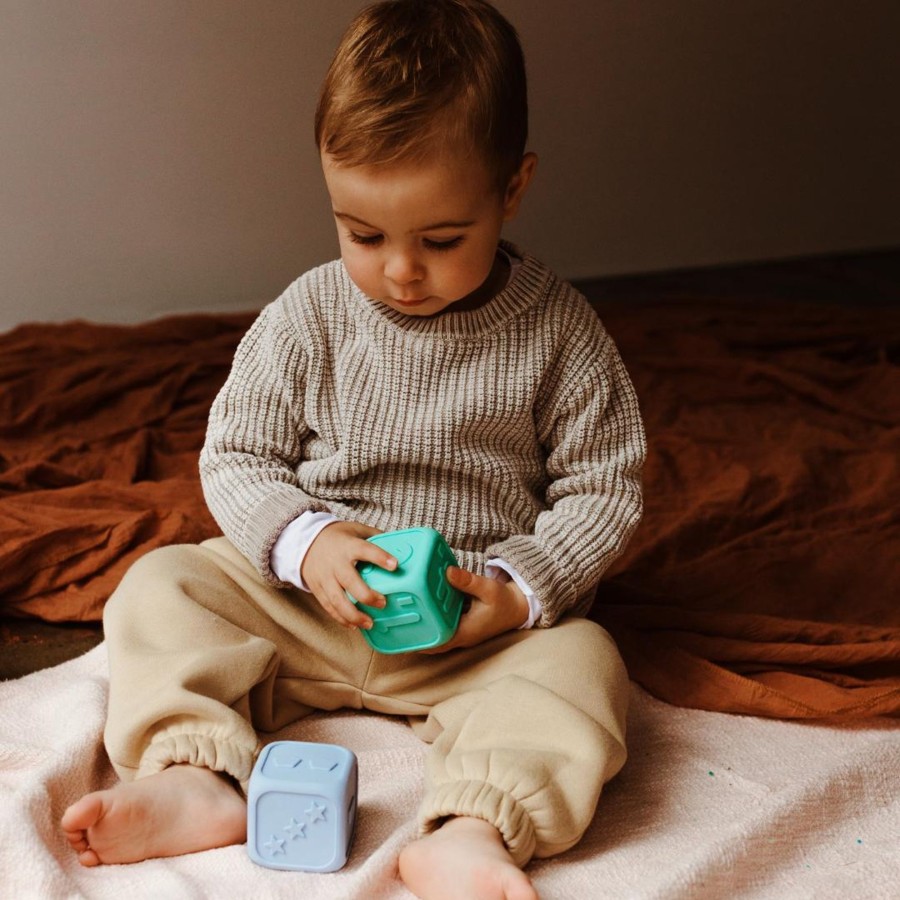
[446,566,498,601]
[322,587,373,629]
[344,572,386,610]
[354,540,398,573]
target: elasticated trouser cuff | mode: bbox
[421,780,537,868]
[137,732,260,795]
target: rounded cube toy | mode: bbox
[247,741,358,872]
[348,527,465,653]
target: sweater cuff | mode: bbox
[485,536,578,627]
[243,487,332,584]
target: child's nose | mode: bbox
[384,250,424,285]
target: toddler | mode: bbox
[62,2,646,898]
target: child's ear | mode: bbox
[502,153,538,221]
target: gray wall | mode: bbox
[2,0,898,330]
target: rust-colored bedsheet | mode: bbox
[1,299,898,718]
[0,316,244,622]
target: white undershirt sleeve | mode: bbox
[270,510,341,591]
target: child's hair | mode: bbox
[315,0,528,193]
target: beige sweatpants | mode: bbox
[102,537,629,866]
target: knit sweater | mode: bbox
[199,245,646,626]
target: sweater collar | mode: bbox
[344,241,551,339]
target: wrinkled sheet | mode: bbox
[592,297,900,717]
[1,644,898,899]
[1,297,898,718]
[0,315,239,621]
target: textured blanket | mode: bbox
[1,645,897,898]
[1,294,899,718]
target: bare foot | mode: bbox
[60,764,246,866]
[399,816,539,900]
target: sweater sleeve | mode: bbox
[484,311,646,626]
[199,298,331,583]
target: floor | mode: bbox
[1,618,104,681]
[2,246,898,681]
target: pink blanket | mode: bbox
[2,645,897,898]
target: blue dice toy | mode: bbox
[247,741,358,872]
[347,527,465,653]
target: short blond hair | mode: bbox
[315,0,528,192]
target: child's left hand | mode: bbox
[420,566,530,653]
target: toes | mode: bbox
[63,829,90,853]
[77,848,102,868]
[61,793,107,864]
[61,793,104,831]
[505,873,540,900]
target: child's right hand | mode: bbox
[300,521,398,629]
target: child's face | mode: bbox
[321,151,534,317]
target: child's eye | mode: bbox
[349,232,383,247]
[424,236,465,252]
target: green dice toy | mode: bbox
[348,527,465,653]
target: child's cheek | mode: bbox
[342,251,374,297]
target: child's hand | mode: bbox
[420,567,530,653]
[301,521,398,629]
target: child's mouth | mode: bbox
[392,297,431,307]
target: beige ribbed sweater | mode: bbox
[200,245,646,626]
